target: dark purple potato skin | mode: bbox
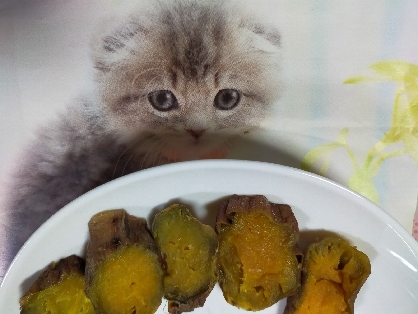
[216,194,299,233]
[85,209,164,299]
[21,255,86,299]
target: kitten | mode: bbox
[4,0,282,260]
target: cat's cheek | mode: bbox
[214,108,241,119]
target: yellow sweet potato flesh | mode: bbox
[293,280,348,313]
[152,204,218,306]
[218,210,300,311]
[20,271,94,314]
[87,246,164,314]
[286,237,371,314]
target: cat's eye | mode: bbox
[148,90,178,112]
[214,89,241,110]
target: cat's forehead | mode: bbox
[93,1,281,80]
[154,2,228,81]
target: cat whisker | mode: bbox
[137,135,164,171]
[155,148,166,167]
[217,144,225,158]
[90,116,105,134]
[151,138,168,165]
[113,133,154,178]
[227,138,236,151]
[149,139,167,168]
[120,151,139,177]
[90,121,100,134]
[134,134,163,170]
[131,73,166,96]
[131,67,163,86]
[121,139,158,176]
[224,139,235,150]
[112,135,145,178]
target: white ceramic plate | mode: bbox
[1,160,417,313]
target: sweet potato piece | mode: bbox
[216,195,302,311]
[85,209,164,314]
[152,204,218,314]
[284,237,371,314]
[20,255,94,314]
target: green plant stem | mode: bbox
[368,149,408,175]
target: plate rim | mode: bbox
[2,159,418,289]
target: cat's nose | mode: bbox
[185,129,205,139]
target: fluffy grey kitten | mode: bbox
[5,0,281,258]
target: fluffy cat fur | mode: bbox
[5,0,282,256]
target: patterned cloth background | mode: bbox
[237,0,418,235]
[0,0,417,266]
[415,200,418,240]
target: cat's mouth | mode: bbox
[162,144,229,162]
[127,130,237,165]
[160,133,235,162]
[162,147,228,162]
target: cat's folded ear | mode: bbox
[246,22,281,48]
[226,0,281,52]
[90,18,149,73]
[239,19,281,52]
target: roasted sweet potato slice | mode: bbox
[152,204,218,314]
[85,209,164,314]
[216,195,302,311]
[284,237,371,314]
[20,255,94,314]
